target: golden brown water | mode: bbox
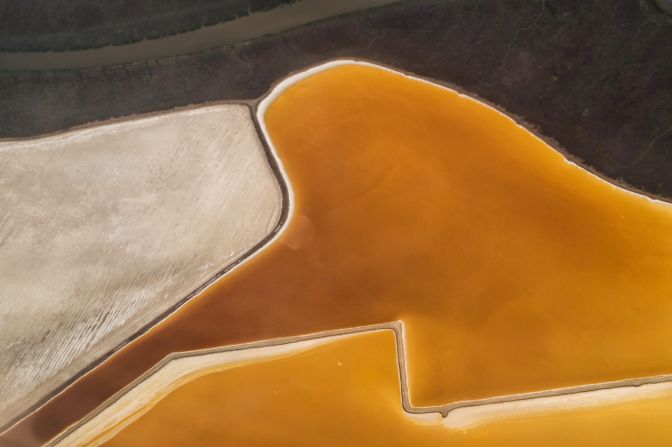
[98,331,672,446]
[7,62,672,444]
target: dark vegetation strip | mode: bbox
[0,0,670,198]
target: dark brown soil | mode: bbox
[1,0,671,197]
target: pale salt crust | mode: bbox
[19,60,672,442]
[0,105,283,429]
[443,381,672,430]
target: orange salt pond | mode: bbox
[73,331,672,446]
[14,61,672,444]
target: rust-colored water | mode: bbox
[8,63,672,444]
[97,331,672,446]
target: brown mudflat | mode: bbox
[11,62,672,444]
